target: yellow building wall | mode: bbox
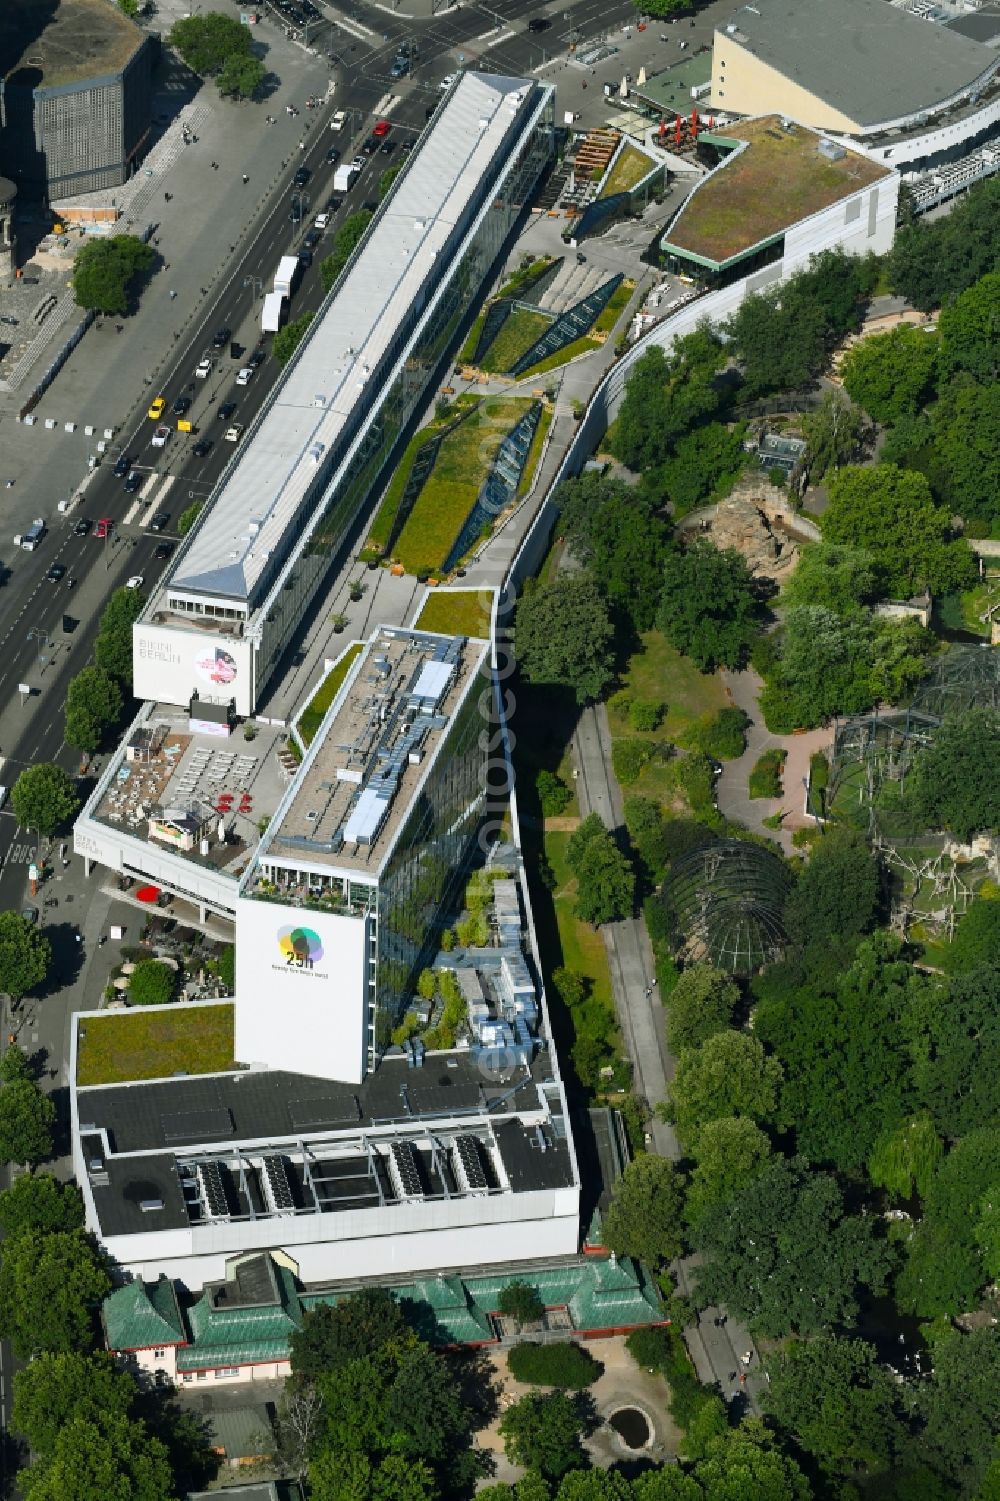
[711,35,862,133]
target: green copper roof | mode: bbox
[103,1276,187,1351]
[178,1255,303,1371]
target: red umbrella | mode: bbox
[136,885,160,903]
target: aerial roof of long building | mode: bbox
[169,71,544,608]
[716,0,996,128]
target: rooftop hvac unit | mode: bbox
[818,138,846,161]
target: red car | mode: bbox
[95,517,115,539]
[372,119,391,139]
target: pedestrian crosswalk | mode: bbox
[122,472,177,528]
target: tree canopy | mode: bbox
[0,1172,83,1237]
[665,964,740,1054]
[71,236,153,316]
[780,543,886,617]
[0,1229,110,1358]
[783,828,880,949]
[290,1285,406,1383]
[515,575,615,705]
[11,763,80,835]
[684,1116,772,1230]
[498,1391,587,1482]
[65,667,123,753]
[937,270,1000,385]
[19,1413,174,1501]
[0,911,51,1001]
[602,1153,686,1267]
[657,542,762,672]
[168,13,255,75]
[907,708,1000,842]
[822,463,974,597]
[273,311,316,368]
[12,1351,135,1458]
[128,960,176,1008]
[840,325,939,425]
[666,1031,782,1151]
[567,817,635,926]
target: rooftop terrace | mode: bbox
[256,627,488,881]
[0,0,141,89]
[664,115,890,267]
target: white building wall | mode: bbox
[133,624,254,718]
[104,1194,580,1290]
[234,896,370,1083]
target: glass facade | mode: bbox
[373,679,489,1053]
[250,97,555,699]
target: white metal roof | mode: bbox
[170,72,543,606]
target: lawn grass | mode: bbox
[479,308,552,373]
[459,309,488,366]
[77,1002,235,1087]
[367,422,450,553]
[518,335,601,380]
[601,144,655,198]
[394,397,533,575]
[546,832,616,1014]
[593,280,634,336]
[516,405,553,502]
[415,588,494,639]
[609,631,727,745]
[298,641,364,746]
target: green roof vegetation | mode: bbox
[415,589,494,639]
[479,308,553,373]
[0,0,141,89]
[393,397,536,576]
[601,144,656,199]
[76,1002,235,1087]
[664,116,889,267]
[592,280,634,336]
[297,642,364,747]
[518,335,601,380]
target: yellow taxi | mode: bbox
[147,395,166,421]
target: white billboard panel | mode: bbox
[234,897,369,1084]
[133,624,253,716]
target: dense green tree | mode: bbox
[515,575,615,705]
[896,1129,1000,1317]
[657,542,762,671]
[756,932,919,1171]
[907,965,1000,1137]
[800,391,865,480]
[783,827,880,949]
[692,1418,811,1501]
[624,796,673,883]
[659,422,747,517]
[10,763,79,835]
[665,964,740,1054]
[0,1229,110,1357]
[908,708,1000,842]
[65,667,123,753]
[764,1336,906,1482]
[917,1324,1000,1495]
[507,1342,602,1389]
[823,463,975,597]
[0,1080,55,1166]
[168,13,254,74]
[684,1116,771,1229]
[612,340,723,472]
[940,897,1000,974]
[781,543,885,616]
[216,52,266,98]
[20,1412,174,1501]
[888,177,1000,309]
[667,1031,782,1151]
[867,1114,942,1202]
[498,1281,545,1326]
[499,1392,586,1482]
[273,310,316,367]
[320,212,373,291]
[128,960,175,1008]
[726,285,827,398]
[93,585,145,684]
[695,1156,890,1336]
[0,1044,31,1083]
[12,1351,135,1457]
[932,381,1000,525]
[840,325,939,424]
[602,1153,686,1267]
[0,1172,83,1237]
[937,270,1000,384]
[310,1450,439,1501]
[572,826,635,926]
[71,235,153,315]
[290,1286,406,1382]
[0,911,51,1001]
[218,943,236,992]
[555,474,670,632]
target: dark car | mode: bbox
[171,394,192,417]
[389,56,409,78]
[290,199,303,222]
[362,199,379,215]
[212,327,231,350]
[304,228,322,248]
[528,16,550,30]
[193,438,213,457]
[325,146,340,165]
[326,195,343,213]
[379,139,395,155]
[248,348,266,369]
[217,401,237,421]
[73,516,92,536]
[150,511,170,533]
[45,563,66,583]
[293,165,311,187]
[297,247,314,266]
[124,470,142,493]
[361,135,378,155]
[113,453,131,478]
[400,140,414,156]
[154,542,175,561]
